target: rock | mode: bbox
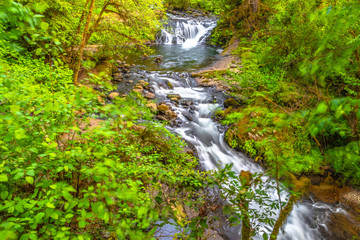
[158,104,170,113]
[113,73,123,80]
[138,80,149,88]
[149,87,155,93]
[167,94,181,100]
[166,81,174,89]
[127,80,134,83]
[230,64,237,68]
[97,96,105,105]
[156,115,167,121]
[132,85,144,93]
[180,100,193,106]
[170,98,179,104]
[123,64,130,69]
[108,92,120,100]
[124,74,131,78]
[183,112,193,121]
[146,103,157,112]
[165,110,177,121]
[144,93,156,99]
[224,98,239,108]
[154,56,162,64]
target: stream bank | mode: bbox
[103,12,360,240]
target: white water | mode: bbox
[157,15,216,48]
[149,16,346,239]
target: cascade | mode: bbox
[122,13,353,240]
[157,14,217,48]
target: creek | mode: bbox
[118,13,350,240]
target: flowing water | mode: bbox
[121,14,349,239]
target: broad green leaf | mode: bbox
[0,174,8,182]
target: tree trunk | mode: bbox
[73,0,95,85]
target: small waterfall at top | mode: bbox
[157,14,217,48]
[119,12,356,240]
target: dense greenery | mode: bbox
[1,0,359,239]
[213,0,360,185]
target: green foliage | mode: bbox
[326,141,360,186]
[0,45,207,239]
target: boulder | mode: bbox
[97,96,105,105]
[224,98,239,108]
[108,92,120,100]
[183,112,193,121]
[132,85,144,93]
[149,87,156,93]
[138,80,149,88]
[158,104,170,113]
[167,94,181,100]
[154,56,162,64]
[113,73,123,81]
[156,115,168,121]
[145,103,157,113]
[144,93,156,99]
[165,110,177,121]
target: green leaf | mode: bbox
[263,233,268,240]
[35,48,42,55]
[50,212,59,220]
[40,22,49,31]
[1,190,9,200]
[26,170,35,176]
[0,174,8,182]
[46,202,55,209]
[26,176,34,185]
[79,220,86,228]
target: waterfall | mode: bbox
[157,15,217,48]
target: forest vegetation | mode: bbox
[0,0,359,239]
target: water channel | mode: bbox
[119,13,350,240]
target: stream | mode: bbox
[118,13,350,240]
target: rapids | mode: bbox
[121,13,349,240]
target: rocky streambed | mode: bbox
[103,12,360,240]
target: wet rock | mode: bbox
[154,56,162,64]
[166,80,174,89]
[138,80,149,88]
[108,92,120,100]
[167,94,181,100]
[170,98,179,104]
[181,100,194,106]
[132,85,144,93]
[113,73,123,81]
[158,104,170,113]
[183,112,193,121]
[149,87,155,93]
[165,110,177,121]
[224,98,240,108]
[97,96,105,105]
[144,93,156,99]
[156,115,167,121]
[146,103,157,113]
